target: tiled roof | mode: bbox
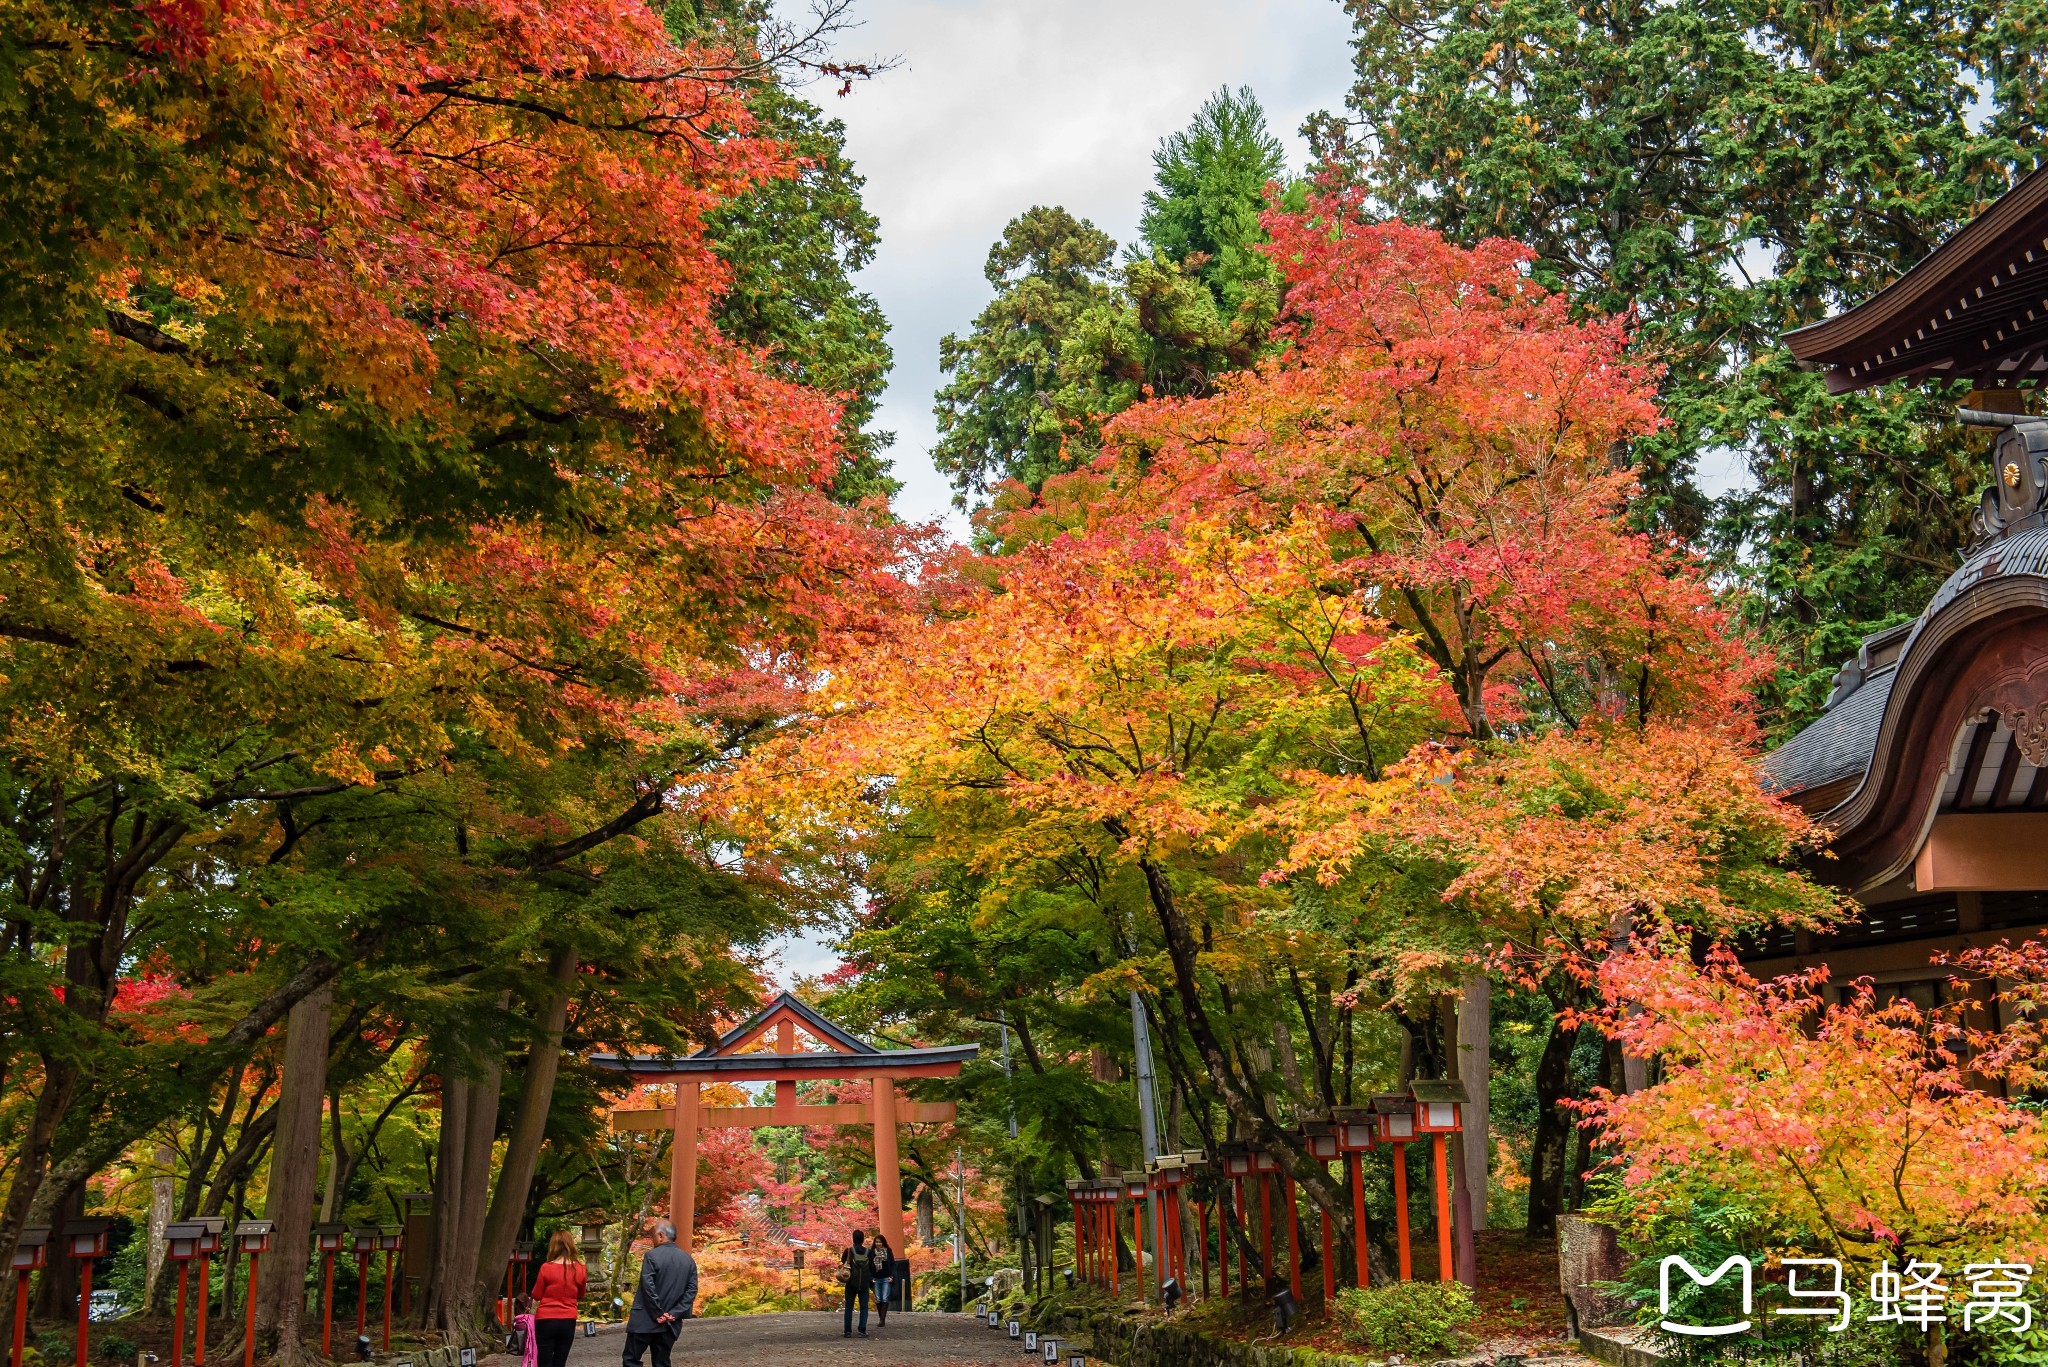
[1764,523,2048,801]
[1760,666,1895,795]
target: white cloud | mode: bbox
[806,0,1359,536]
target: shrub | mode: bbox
[1332,1280,1477,1359]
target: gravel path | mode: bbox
[567,1313,1044,1367]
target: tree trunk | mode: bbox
[422,1073,469,1329]
[0,1059,80,1298]
[1121,840,1349,1226]
[448,1061,503,1331]
[1455,975,1491,1233]
[143,1146,175,1312]
[257,984,334,1360]
[476,951,578,1308]
[31,1183,84,1321]
[320,1093,347,1224]
[1525,1014,1578,1236]
[916,1186,935,1246]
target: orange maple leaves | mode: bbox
[1586,948,2048,1266]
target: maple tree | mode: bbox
[1313,0,2047,730]
[728,202,1808,1281]
[1586,948,2048,1268]
[1106,191,1750,740]
[0,0,900,1348]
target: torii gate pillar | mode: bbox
[871,1077,903,1258]
[667,1080,700,1250]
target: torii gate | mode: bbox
[592,992,977,1256]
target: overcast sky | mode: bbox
[761,0,1359,985]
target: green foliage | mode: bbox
[665,0,897,503]
[933,206,1120,499]
[933,89,1286,508]
[1139,85,1286,313]
[707,82,898,504]
[1317,0,2048,733]
[1331,1280,1478,1358]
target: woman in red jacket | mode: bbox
[530,1230,589,1367]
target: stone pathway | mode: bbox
[567,1314,1032,1367]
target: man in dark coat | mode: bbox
[839,1230,873,1337]
[623,1222,697,1367]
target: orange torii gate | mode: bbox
[592,992,977,1257]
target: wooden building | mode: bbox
[1759,165,2048,1004]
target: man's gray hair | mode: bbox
[653,1221,676,1244]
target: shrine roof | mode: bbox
[587,1044,979,1076]
[587,989,978,1078]
[1784,166,2048,394]
[699,990,877,1056]
[1760,659,1897,798]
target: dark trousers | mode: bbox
[622,1328,675,1367]
[842,1284,869,1335]
[535,1319,577,1367]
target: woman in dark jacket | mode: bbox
[868,1233,895,1328]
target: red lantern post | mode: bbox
[351,1227,379,1346]
[1122,1172,1149,1303]
[378,1227,403,1352]
[232,1222,273,1367]
[1410,1081,1467,1286]
[62,1219,112,1367]
[164,1223,206,1367]
[1278,1161,1303,1306]
[1371,1095,1418,1281]
[1304,1122,1341,1304]
[1220,1143,1251,1296]
[313,1225,346,1357]
[9,1226,48,1367]
[1333,1107,1376,1289]
[1103,1182,1123,1297]
[1251,1147,1279,1287]
[193,1218,223,1367]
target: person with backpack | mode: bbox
[838,1229,873,1337]
[868,1232,895,1329]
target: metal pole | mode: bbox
[955,1147,966,1312]
[1130,991,1164,1303]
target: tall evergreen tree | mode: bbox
[1138,85,1287,313]
[1313,0,2048,731]
[933,89,1288,507]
